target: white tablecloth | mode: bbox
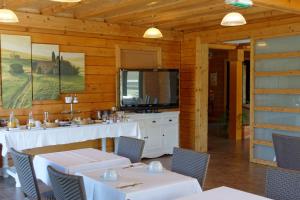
[0,122,140,156]
[175,187,270,200]
[78,163,202,200]
[33,148,131,186]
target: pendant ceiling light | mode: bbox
[0,0,18,23]
[0,8,19,23]
[143,27,163,39]
[143,3,163,39]
[50,0,81,2]
[221,12,246,26]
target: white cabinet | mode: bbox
[162,125,178,154]
[128,111,179,158]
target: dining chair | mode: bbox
[47,166,87,200]
[272,134,300,170]
[265,167,300,200]
[10,148,55,200]
[171,147,210,187]
[116,136,145,163]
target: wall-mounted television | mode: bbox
[119,68,179,111]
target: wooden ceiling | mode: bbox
[1,0,299,33]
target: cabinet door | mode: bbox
[162,124,179,154]
[143,125,164,158]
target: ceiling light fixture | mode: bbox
[225,0,253,8]
[0,0,18,23]
[143,3,163,39]
[143,27,163,38]
[50,0,81,2]
[256,41,267,47]
[0,9,19,23]
[221,12,246,26]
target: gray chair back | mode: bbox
[266,167,300,200]
[117,136,145,163]
[47,166,87,200]
[272,134,300,170]
[10,148,41,200]
[171,147,210,187]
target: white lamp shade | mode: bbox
[143,27,163,39]
[0,9,19,23]
[221,12,246,26]
[50,0,81,2]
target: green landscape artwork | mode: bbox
[32,44,60,100]
[1,34,32,109]
[60,52,85,93]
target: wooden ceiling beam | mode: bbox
[105,0,219,23]
[6,11,181,41]
[5,0,37,10]
[41,0,91,15]
[75,0,152,19]
[130,3,230,26]
[254,0,300,14]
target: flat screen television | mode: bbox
[119,68,179,110]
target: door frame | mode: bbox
[194,40,238,152]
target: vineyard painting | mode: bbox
[1,34,32,109]
[60,52,85,93]
[32,44,60,100]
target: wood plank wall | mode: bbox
[180,16,300,155]
[0,25,181,155]
[5,11,300,156]
[180,36,196,149]
[0,25,180,124]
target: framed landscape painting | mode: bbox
[32,44,60,100]
[60,52,85,93]
[1,34,32,109]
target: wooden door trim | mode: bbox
[195,38,208,152]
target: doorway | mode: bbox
[207,46,251,146]
[208,49,229,138]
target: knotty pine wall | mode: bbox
[181,16,300,156]
[0,25,180,157]
[0,26,181,124]
[180,37,196,149]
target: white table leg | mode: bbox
[114,137,119,154]
[101,138,107,152]
[2,155,9,178]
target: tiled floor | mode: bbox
[0,135,267,200]
[145,135,266,195]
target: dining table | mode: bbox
[77,163,202,200]
[0,121,140,187]
[175,186,271,200]
[33,148,131,186]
